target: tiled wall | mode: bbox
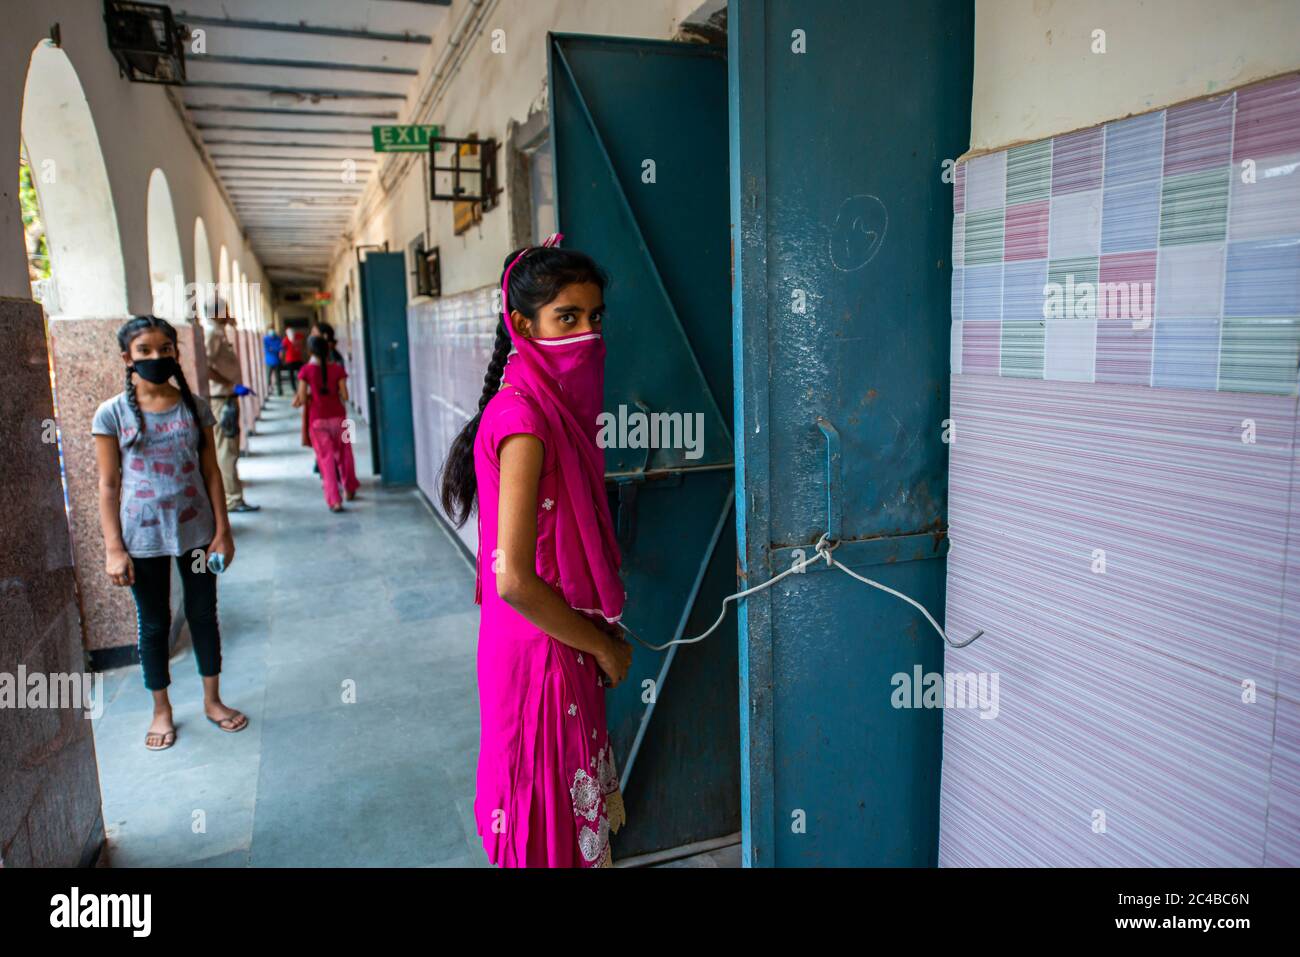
[952,73,1300,396]
[940,74,1300,866]
[407,285,498,553]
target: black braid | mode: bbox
[172,362,205,453]
[123,364,144,448]
[437,245,607,527]
[308,334,332,403]
[479,321,512,413]
[438,322,510,526]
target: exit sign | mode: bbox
[371,124,442,153]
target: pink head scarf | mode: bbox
[476,234,625,623]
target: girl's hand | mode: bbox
[595,630,632,688]
[210,530,236,568]
[291,393,303,408]
[106,548,134,587]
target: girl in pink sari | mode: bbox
[440,237,633,868]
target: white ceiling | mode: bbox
[172,0,449,287]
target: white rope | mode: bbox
[619,534,983,652]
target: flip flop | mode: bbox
[207,711,248,733]
[145,728,176,751]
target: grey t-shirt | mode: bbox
[92,392,218,559]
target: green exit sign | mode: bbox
[371,124,442,153]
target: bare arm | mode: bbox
[291,374,308,408]
[94,434,133,586]
[495,434,631,686]
[338,378,349,404]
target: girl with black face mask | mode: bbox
[92,316,248,751]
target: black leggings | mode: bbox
[129,553,222,691]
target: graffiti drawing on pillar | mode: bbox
[830,194,888,271]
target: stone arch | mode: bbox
[193,217,214,321]
[145,169,185,321]
[20,41,127,317]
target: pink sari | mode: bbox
[470,238,626,867]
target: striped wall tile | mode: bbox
[1233,74,1300,162]
[1007,139,1052,205]
[1159,167,1231,246]
[1051,127,1104,195]
[1228,150,1300,243]
[1218,317,1300,394]
[940,375,1298,866]
[1004,200,1049,262]
[1163,93,1235,176]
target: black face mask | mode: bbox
[131,357,179,385]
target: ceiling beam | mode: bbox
[204,139,376,149]
[215,166,376,174]
[221,174,366,182]
[185,104,400,119]
[185,81,407,99]
[209,153,374,161]
[197,124,375,136]
[174,12,434,44]
[189,54,418,76]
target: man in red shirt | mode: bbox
[281,328,307,384]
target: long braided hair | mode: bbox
[116,315,204,452]
[437,246,607,527]
[307,332,334,404]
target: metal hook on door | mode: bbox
[811,416,984,649]
[618,418,986,653]
[815,416,841,548]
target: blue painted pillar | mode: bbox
[730,0,974,866]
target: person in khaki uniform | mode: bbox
[204,304,259,512]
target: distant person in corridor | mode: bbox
[262,327,284,396]
[439,238,632,868]
[204,299,259,512]
[302,321,345,463]
[300,323,343,465]
[293,332,359,511]
[93,316,247,750]
[311,320,344,364]
[281,326,306,385]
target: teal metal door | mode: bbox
[549,33,737,858]
[360,252,416,486]
[730,1,974,865]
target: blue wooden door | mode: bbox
[549,33,738,858]
[730,1,974,865]
[360,252,416,486]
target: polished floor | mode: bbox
[90,395,740,868]
[92,396,488,867]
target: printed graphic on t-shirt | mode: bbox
[92,393,217,558]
